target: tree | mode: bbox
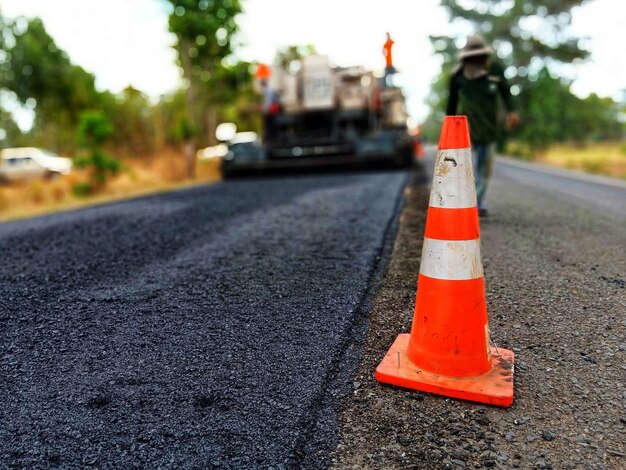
[0,105,24,147]
[164,0,246,177]
[110,86,157,156]
[0,13,193,159]
[275,44,316,72]
[436,0,590,78]
[73,111,120,194]
[0,15,138,154]
[0,16,110,152]
[509,68,622,153]
[573,93,623,142]
[423,0,592,149]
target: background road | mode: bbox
[0,171,407,469]
[495,156,626,218]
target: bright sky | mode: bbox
[1,0,625,128]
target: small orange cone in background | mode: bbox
[413,139,425,160]
[375,115,515,407]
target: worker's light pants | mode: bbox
[472,142,495,209]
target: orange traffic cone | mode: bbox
[413,139,425,160]
[375,116,515,407]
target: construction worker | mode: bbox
[260,79,281,143]
[446,33,519,217]
[382,32,396,87]
[254,64,281,143]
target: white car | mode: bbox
[0,147,72,182]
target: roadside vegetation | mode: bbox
[0,154,220,222]
[535,142,626,179]
[0,1,251,221]
[421,0,625,177]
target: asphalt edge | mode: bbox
[290,170,415,469]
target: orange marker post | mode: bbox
[375,116,515,407]
[255,63,271,80]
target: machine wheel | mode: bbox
[394,145,415,168]
[221,167,236,179]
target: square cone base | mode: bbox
[375,334,515,408]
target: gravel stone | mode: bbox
[332,152,626,469]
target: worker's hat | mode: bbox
[458,33,493,59]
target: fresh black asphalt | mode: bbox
[0,171,408,469]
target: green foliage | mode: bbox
[110,86,157,155]
[0,15,163,156]
[74,112,120,192]
[164,0,252,146]
[0,17,110,151]
[423,0,623,150]
[0,8,260,163]
[71,182,92,197]
[580,158,603,174]
[75,151,121,184]
[172,117,196,142]
[78,111,113,148]
[515,68,622,151]
[154,89,191,144]
[0,105,24,147]
[167,0,242,66]
[439,0,590,78]
[275,44,316,71]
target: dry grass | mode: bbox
[533,142,626,179]
[0,149,221,222]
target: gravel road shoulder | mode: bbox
[333,167,625,469]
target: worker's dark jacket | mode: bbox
[446,61,515,144]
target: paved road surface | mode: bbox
[0,171,408,469]
[495,156,626,218]
[2,154,624,469]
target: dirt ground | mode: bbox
[333,168,625,470]
[0,152,220,222]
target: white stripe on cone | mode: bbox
[420,238,483,280]
[429,148,477,209]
